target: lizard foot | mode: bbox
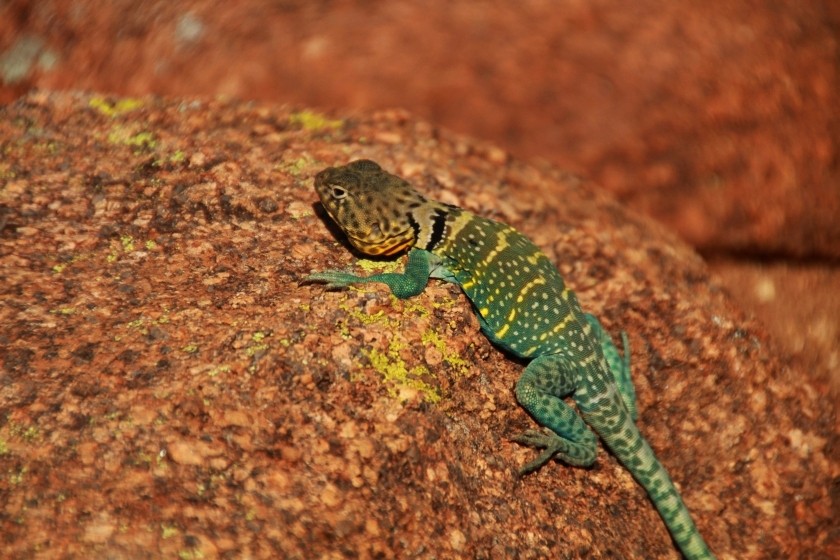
[511,429,566,475]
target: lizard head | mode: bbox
[313,160,426,256]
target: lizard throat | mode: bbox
[349,234,415,256]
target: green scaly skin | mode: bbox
[306,159,715,559]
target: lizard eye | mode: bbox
[329,185,348,200]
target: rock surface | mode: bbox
[0,92,838,558]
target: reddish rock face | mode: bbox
[0,93,836,558]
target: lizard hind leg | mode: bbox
[512,354,598,474]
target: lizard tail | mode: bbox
[599,413,715,560]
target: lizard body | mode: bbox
[307,159,714,559]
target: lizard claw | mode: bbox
[511,429,565,475]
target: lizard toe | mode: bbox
[511,429,566,475]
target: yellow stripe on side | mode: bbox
[551,313,574,334]
[495,323,510,338]
[549,288,575,334]
[526,252,541,265]
[515,277,546,303]
[475,228,511,272]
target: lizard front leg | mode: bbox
[306,248,433,299]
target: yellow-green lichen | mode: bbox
[51,252,89,274]
[22,425,40,441]
[246,343,269,357]
[326,278,452,402]
[277,155,314,175]
[50,306,76,315]
[422,330,471,376]
[121,314,168,335]
[245,332,270,358]
[160,524,179,539]
[6,421,34,440]
[289,110,342,131]
[106,234,157,263]
[9,466,27,486]
[207,365,231,378]
[89,96,144,118]
[365,337,440,403]
[108,128,157,150]
[107,239,123,262]
[338,300,389,326]
[0,438,8,455]
[120,234,135,252]
[181,344,199,354]
[402,299,431,318]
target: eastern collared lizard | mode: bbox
[306,159,715,559]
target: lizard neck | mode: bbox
[409,201,466,253]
